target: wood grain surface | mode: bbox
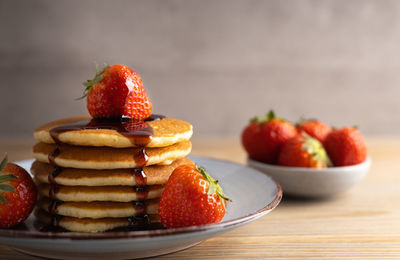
[0,136,399,259]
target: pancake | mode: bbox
[34,115,193,148]
[31,158,193,186]
[38,198,159,219]
[37,183,164,202]
[33,141,192,169]
[35,209,161,233]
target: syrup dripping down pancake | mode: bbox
[38,197,159,219]
[35,209,161,233]
[34,115,193,148]
[31,158,193,186]
[33,141,192,169]
[37,183,164,202]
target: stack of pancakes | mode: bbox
[31,115,193,232]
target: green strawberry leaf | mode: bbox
[93,75,104,84]
[207,182,216,195]
[82,81,92,87]
[301,132,333,167]
[0,194,8,205]
[0,184,15,192]
[0,154,8,171]
[266,110,276,120]
[196,165,232,206]
[0,174,17,183]
[250,110,279,124]
[78,63,108,100]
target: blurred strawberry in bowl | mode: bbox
[278,133,332,168]
[325,127,367,166]
[241,110,297,164]
[296,119,332,144]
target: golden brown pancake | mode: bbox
[31,158,193,186]
[33,141,192,169]
[34,115,193,148]
[35,209,161,233]
[38,197,159,219]
[37,183,164,202]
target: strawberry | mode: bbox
[0,155,37,228]
[158,164,231,228]
[324,127,367,166]
[296,119,332,144]
[241,110,297,164]
[82,64,152,120]
[278,134,332,168]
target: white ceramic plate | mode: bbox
[0,156,282,260]
[248,157,371,197]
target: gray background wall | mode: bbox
[1,0,399,138]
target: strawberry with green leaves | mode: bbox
[82,64,152,120]
[158,164,231,228]
[278,133,332,168]
[0,155,37,228]
[241,110,297,164]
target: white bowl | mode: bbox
[247,157,371,197]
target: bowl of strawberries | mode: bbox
[242,111,371,197]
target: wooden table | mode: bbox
[0,136,399,259]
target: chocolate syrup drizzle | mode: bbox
[45,114,165,231]
[48,145,60,166]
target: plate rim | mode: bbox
[0,156,282,240]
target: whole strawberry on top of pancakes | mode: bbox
[32,64,193,232]
[82,64,152,120]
